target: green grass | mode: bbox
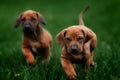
[0,0,120,80]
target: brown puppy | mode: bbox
[14,10,52,66]
[56,7,97,80]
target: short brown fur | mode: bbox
[14,10,52,66]
[56,7,97,80]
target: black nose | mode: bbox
[24,25,31,32]
[24,25,34,33]
[70,45,79,54]
[25,24,31,30]
[23,21,34,32]
[24,21,31,28]
[71,45,77,51]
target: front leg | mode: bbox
[61,57,77,80]
[22,47,36,66]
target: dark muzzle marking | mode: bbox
[23,21,34,33]
[69,44,81,54]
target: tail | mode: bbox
[79,6,90,25]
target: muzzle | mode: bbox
[68,44,81,54]
[23,21,34,33]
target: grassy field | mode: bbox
[0,0,120,80]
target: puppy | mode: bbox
[14,10,52,66]
[56,7,97,80]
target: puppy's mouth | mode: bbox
[68,49,81,55]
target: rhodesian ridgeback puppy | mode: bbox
[14,10,52,66]
[56,7,97,80]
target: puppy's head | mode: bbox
[14,10,46,33]
[56,26,86,54]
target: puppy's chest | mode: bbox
[29,41,43,54]
[29,40,41,48]
[64,52,84,63]
[28,38,48,50]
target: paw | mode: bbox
[26,57,36,66]
[68,73,77,80]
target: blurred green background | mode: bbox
[0,0,120,80]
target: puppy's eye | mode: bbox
[77,37,83,42]
[65,37,71,42]
[31,17,36,22]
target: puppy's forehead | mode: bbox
[22,10,37,18]
[66,26,83,37]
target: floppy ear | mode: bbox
[82,30,92,43]
[82,29,97,53]
[56,29,67,47]
[36,12,46,25]
[14,14,22,28]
